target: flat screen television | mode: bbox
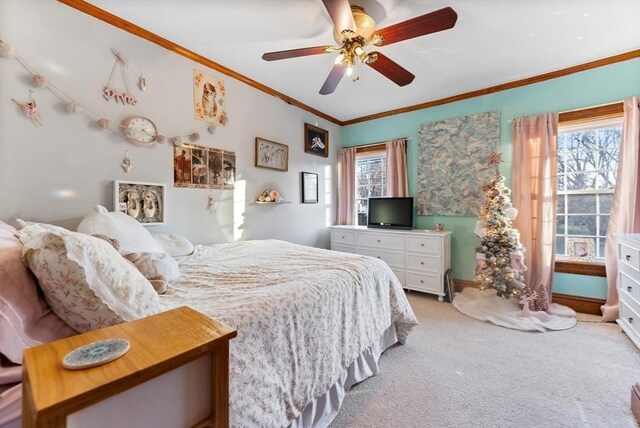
[367,197,414,230]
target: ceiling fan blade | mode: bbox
[322,0,356,33]
[375,7,458,46]
[366,52,415,87]
[319,64,347,95]
[262,46,332,61]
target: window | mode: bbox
[556,116,622,263]
[355,151,386,225]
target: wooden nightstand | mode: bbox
[22,306,237,428]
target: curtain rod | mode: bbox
[353,136,412,149]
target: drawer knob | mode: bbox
[629,317,634,324]
[376,256,381,259]
[626,255,632,261]
[420,261,425,265]
[420,280,424,283]
[377,239,381,243]
[628,286,633,293]
[421,243,424,247]
[341,235,345,239]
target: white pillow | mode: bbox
[152,233,194,257]
[18,225,162,333]
[77,205,165,255]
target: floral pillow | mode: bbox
[18,225,162,333]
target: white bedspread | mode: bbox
[159,240,417,428]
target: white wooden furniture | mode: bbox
[331,226,451,301]
[617,233,640,350]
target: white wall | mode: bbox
[0,0,339,248]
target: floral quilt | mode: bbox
[160,240,418,427]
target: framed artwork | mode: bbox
[114,181,166,225]
[304,123,329,158]
[255,137,288,171]
[567,237,595,262]
[301,172,319,204]
[173,143,235,190]
[193,69,227,125]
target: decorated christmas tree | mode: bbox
[474,152,527,298]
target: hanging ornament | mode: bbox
[190,132,200,142]
[30,74,47,88]
[97,118,110,129]
[207,124,217,134]
[219,112,229,125]
[155,135,166,144]
[172,136,184,146]
[138,68,146,92]
[12,89,42,127]
[121,150,132,173]
[66,101,80,113]
[206,192,217,214]
[103,49,137,105]
[0,40,16,58]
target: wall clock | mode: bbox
[122,116,158,146]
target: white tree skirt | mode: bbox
[452,288,577,331]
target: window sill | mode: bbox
[554,260,606,277]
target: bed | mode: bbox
[0,216,417,428]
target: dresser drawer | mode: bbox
[405,272,442,294]
[620,271,640,304]
[357,232,404,251]
[406,253,441,272]
[331,244,355,254]
[357,248,404,269]
[620,298,640,336]
[332,230,356,246]
[619,242,640,271]
[406,236,441,254]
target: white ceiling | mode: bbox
[86,0,640,123]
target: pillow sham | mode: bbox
[76,205,165,255]
[0,221,75,364]
[152,233,194,257]
[18,225,162,333]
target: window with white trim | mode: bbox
[556,117,622,262]
[355,151,386,226]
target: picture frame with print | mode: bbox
[567,237,595,262]
[304,123,328,158]
[255,137,288,171]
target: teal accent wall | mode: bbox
[341,59,640,298]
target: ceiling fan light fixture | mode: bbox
[334,52,345,65]
[351,6,376,42]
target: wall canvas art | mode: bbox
[174,143,235,190]
[417,111,500,216]
[114,181,165,225]
[193,69,227,124]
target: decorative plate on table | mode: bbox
[62,338,130,370]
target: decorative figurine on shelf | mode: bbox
[257,189,282,203]
[12,89,43,127]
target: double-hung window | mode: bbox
[556,111,622,267]
[355,150,386,226]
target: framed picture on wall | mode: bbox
[301,172,318,204]
[114,180,166,226]
[304,123,328,158]
[255,137,288,171]
[567,237,595,262]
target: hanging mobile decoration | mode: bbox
[138,68,146,92]
[103,49,137,105]
[12,89,42,127]
[121,150,132,173]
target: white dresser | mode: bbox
[617,234,640,350]
[331,226,451,301]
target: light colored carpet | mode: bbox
[330,292,640,428]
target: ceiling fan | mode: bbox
[262,0,458,95]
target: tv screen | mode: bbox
[367,197,414,230]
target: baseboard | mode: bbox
[452,279,605,315]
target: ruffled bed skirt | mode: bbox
[289,324,398,428]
